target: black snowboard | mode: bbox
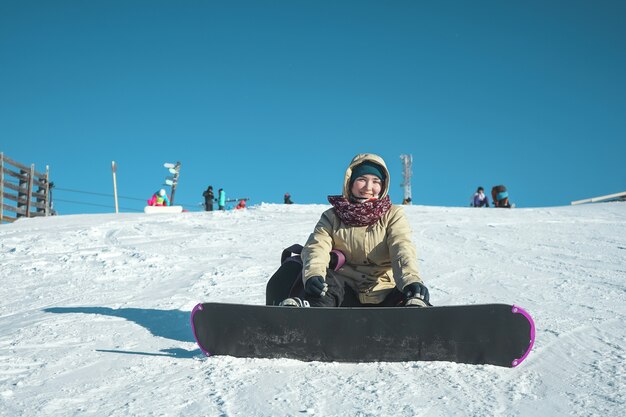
[190,302,535,367]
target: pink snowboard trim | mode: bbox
[190,303,211,356]
[511,305,535,367]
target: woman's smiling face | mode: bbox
[351,174,382,201]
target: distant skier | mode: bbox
[491,185,511,208]
[282,153,429,308]
[284,193,293,204]
[471,187,490,207]
[202,186,214,211]
[234,199,246,210]
[147,189,171,207]
[217,188,226,211]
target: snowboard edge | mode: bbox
[191,303,211,356]
[510,305,535,367]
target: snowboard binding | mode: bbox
[279,297,310,307]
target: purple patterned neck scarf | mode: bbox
[328,195,392,227]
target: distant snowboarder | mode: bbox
[284,193,293,204]
[147,189,171,207]
[491,185,511,208]
[471,186,490,207]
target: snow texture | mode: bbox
[1,203,625,416]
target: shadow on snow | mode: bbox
[44,306,202,358]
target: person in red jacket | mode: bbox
[234,199,246,210]
[147,189,170,206]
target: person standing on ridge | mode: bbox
[203,185,214,211]
[218,188,226,211]
[284,193,294,204]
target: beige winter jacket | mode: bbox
[302,153,423,304]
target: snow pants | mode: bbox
[304,273,405,307]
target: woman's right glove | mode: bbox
[304,276,328,297]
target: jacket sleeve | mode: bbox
[386,207,422,290]
[301,209,335,283]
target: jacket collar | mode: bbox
[328,195,392,227]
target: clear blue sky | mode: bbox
[1,1,625,214]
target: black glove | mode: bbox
[403,282,429,304]
[304,276,328,297]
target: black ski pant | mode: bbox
[305,273,405,307]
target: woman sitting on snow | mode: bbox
[472,186,490,207]
[491,185,511,208]
[282,153,430,308]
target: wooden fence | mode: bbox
[1,152,52,224]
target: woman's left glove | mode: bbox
[403,282,430,304]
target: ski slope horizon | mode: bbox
[1,203,625,416]
[3,2,626,214]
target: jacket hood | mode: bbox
[342,153,390,199]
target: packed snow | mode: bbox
[1,203,625,416]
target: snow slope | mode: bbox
[1,203,625,416]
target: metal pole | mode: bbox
[400,154,413,204]
[45,165,50,216]
[26,164,34,217]
[170,161,181,205]
[112,161,119,213]
[571,191,626,205]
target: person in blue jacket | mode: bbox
[491,185,511,208]
[218,188,226,211]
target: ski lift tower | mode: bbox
[400,154,413,204]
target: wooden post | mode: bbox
[112,161,119,213]
[26,164,34,218]
[17,168,27,218]
[0,152,4,224]
[45,165,50,216]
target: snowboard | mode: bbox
[190,302,535,367]
[143,205,183,214]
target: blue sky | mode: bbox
[1,1,625,214]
